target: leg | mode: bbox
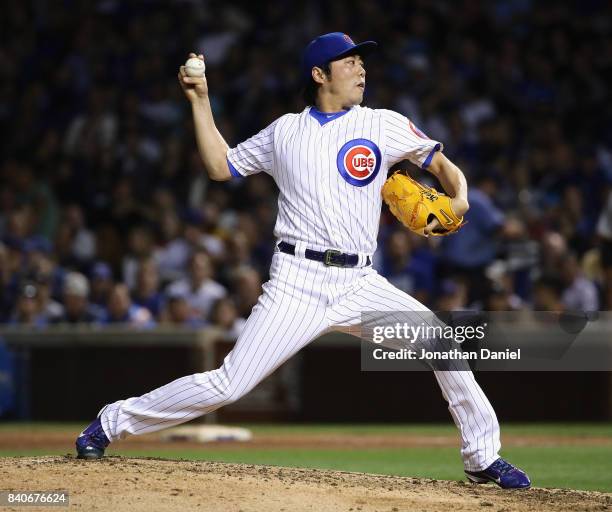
[103,305,328,439]
[95,254,330,442]
[328,271,500,471]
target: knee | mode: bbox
[200,366,244,406]
[215,383,241,406]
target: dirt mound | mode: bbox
[1,456,610,512]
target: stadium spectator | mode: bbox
[435,278,469,311]
[122,226,156,291]
[25,238,65,298]
[154,210,191,283]
[375,229,435,305]
[438,174,506,304]
[52,272,102,324]
[62,204,97,265]
[218,230,254,285]
[161,289,206,328]
[3,208,31,251]
[107,177,151,238]
[131,257,164,318]
[89,262,114,308]
[229,266,262,318]
[9,282,48,327]
[0,239,25,322]
[183,209,225,262]
[485,277,525,312]
[9,161,59,241]
[533,276,565,312]
[63,89,118,159]
[539,231,568,277]
[102,283,155,328]
[560,253,599,313]
[166,249,226,320]
[34,273,64,323]
[209,297,246,338]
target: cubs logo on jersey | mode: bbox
[336,138,381,187]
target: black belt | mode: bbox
[277,241,370,268]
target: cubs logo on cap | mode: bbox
[336,138,381,187]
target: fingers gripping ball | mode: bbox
[381,172,465,236]
[185,57,205,77]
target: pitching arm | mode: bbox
[179,53,232,182]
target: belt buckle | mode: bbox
[324,249,344,267]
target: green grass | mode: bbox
[0,422,610,492]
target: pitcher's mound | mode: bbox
[1,456,610,512]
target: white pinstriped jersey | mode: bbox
[227,105,441,255]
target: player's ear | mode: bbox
[312,66,328,84]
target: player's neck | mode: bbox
[315,95,353,113]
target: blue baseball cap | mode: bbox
[91,261,112,280]
[301,32,377,81]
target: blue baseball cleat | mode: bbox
[465,458,531,489]
[75,417,110,460]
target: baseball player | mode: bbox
[76,33,530,489]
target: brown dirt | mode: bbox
[2,430,611,451]
[1,456,610,512]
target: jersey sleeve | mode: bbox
[382,110,443,169]
[226,119,279,177]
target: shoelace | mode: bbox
[490,459,516,475]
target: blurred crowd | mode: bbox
[1,0,612,330]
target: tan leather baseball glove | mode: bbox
[381,172,465,236]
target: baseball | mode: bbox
[185,57,205,77]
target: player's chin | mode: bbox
[351,90,365,105]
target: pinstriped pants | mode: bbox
[100,251,500,471]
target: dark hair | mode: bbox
[534,274,564,296]
[301,62,332,106]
